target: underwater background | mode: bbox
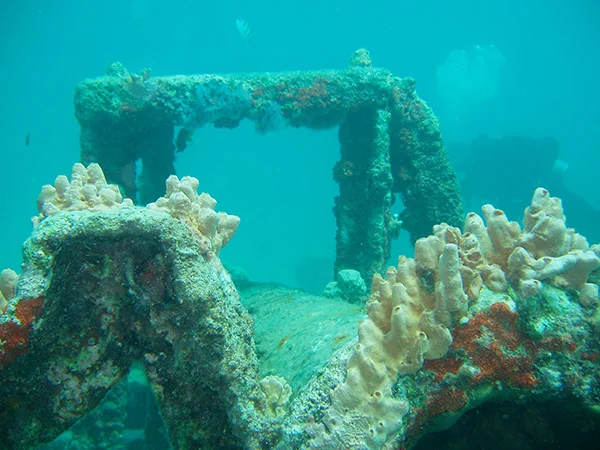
[1,0,599,292]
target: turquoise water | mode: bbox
[1,0,598,290]
[1,2,600,449]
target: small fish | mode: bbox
[236,18,252,47]
[25,132,31,146]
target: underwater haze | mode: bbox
[1,0,599,291]
[2,1,600,450]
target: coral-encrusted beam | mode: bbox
[74,49,464,279]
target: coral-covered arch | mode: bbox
[74,49,463,282]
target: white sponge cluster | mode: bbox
[31,164,239,270]
[309,187,600,449]
[308,242,465,449]
[34,163,133,227]
[0,268,18,315]
[462,188,600,303]
[260,375,292,419]
[147,175,240,264]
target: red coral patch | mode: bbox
[407,387,469,440]
[0,296,44,368]
[423,356,463,382]
[452,302,539,389]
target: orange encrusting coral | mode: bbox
[452,302,539,389]
[424,302,543,389]
[276,77,334,113]
[425,388,469,417]
[423,356,463,383]
[539,335,578,353]
[407,387,469,441]
[582,352,600,362]
[0,296,44,368]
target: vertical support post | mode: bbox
[79,122,139,201]
[333,107,399,283]
[79,115,175,205]
[137,118,177,205]
[388,80,464,243]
